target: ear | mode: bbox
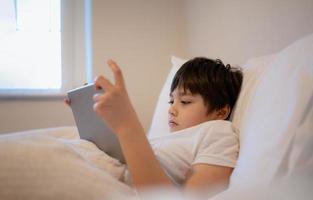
[216,105,231,120]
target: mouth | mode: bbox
[168,120,178,128]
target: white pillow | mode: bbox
[229,33,313,187]
[230,54,276,131]
[148,56,186,138]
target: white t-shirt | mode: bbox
[149,120,239,185]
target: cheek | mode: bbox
[183,111,209,126]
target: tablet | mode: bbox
[67,83,125,163]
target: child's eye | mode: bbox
[181,101,191,105]
[168,100,174,104]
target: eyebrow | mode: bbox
[170,91,194,98]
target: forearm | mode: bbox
[116,118,174,189]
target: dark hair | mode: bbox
[170,57,243,120]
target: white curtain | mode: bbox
[0,0,16,34]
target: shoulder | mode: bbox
[197,120,238,138]
[194,120,239,157]
[193,120,239,168]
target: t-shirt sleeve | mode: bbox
[193,122,239,168]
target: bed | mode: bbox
[0,33,312,200]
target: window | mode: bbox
[0,0,92,98]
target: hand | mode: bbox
[93,59,141,135]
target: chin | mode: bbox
[169,127,181,133]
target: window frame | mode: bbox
[0,0,92,99]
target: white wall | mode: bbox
[185,0,313,65]
[0,99,74,133]
[1,0,312,134]
[92,0,187,131]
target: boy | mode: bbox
[92,57,243,197]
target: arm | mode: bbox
[93,60,175,189]
[184,164,233,198]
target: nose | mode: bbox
[168,104,177,116]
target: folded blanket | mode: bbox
[0,127,135,200]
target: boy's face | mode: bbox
[168,88,219,132]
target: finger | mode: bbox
[64,98,71,106]
[107,59,125,88]
[93,101,104,117]
[92,93,103,102]
[94,75,114,91]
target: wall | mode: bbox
[0,99,74,133]
[92,0,187,131]
[185,0,313,65]
[1,0,312,134]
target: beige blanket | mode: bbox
[0,127,135,200]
